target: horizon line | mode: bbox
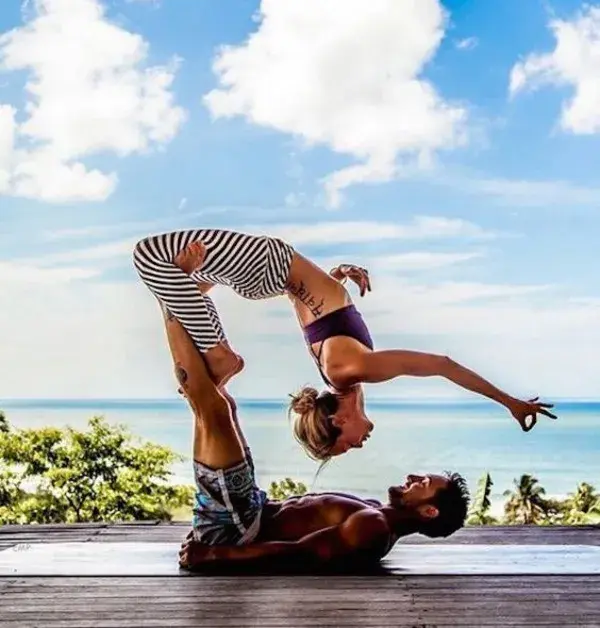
[1,396,598,404]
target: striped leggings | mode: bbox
[133,229,295,352]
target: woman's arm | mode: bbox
[343,350,556,431]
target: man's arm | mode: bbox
[179,510,391,569]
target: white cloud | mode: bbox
[39,237,139,265]
[440,172,600,207]
[455,37,478,51]
[203,0,468,207]
[241,216,495,245]
[16,216,492,282]
[370,251,483,271]
[3,215,590,401]
[0,270,593,400]
[311,251,484,277]
[0,0,186,202]
[42,220,158,241]
[509,5,600,134]
[178,197,188,211]
[0,261,99,284]
[0,104,16,192]
[284,192,303,208]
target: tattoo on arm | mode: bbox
[286,280,325,317]
[175,363,188,386]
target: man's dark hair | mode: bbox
[419,471,470,538]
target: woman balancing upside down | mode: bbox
[133,228,557,461]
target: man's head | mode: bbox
[289,387,373,460]
[387,472,470,538]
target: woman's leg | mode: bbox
[133,230,237,385]
[133,228,293,384]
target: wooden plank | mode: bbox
[1,583,597,598]
[2,608,600,628]
[1,522,599,547]
[2,597,599,612]
[0,578,597,628]
[2,542,600,576]
[1,574,599,589]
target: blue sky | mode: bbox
[0,0,598,400]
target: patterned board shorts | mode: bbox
[192,448,268,545]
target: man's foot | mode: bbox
[205,343,245,389]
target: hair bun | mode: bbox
[289,386,319,414]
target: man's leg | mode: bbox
[160,303,266,546]
[160,303,244,470]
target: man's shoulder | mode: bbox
[335,509,393,561]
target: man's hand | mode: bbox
[179,535,210,569]
[330,264,372,297]
[507,396,557,432]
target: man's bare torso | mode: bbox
[257,492,387,544]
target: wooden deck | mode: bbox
[1,523,599,627]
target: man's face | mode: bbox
[387,474,449,509]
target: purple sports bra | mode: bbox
[303,305,374,388]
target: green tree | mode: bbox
[503,474,550,525]
[0,411,9,434]
[467,472,498,525]
[563,482,600,524]
[268,477,308,500]
[0,415,194,525]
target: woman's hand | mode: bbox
[330,264,372,297]
[506,396,557,432]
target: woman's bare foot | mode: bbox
[205,342,245,389]
[175,242,206,275]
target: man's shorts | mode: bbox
[192,448,268,545]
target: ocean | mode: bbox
[1,399,598,512]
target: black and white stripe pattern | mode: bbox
[133,228,294,352]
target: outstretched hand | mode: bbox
[338,264,372,297]
[507,397,557,432]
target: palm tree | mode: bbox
[468,472,498,525]
[563,482,600,524]
[503,474,549,524]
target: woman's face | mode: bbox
[329,388,374,456]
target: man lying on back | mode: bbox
[159,305,470,571]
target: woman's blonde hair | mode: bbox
[288,386,340,463]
